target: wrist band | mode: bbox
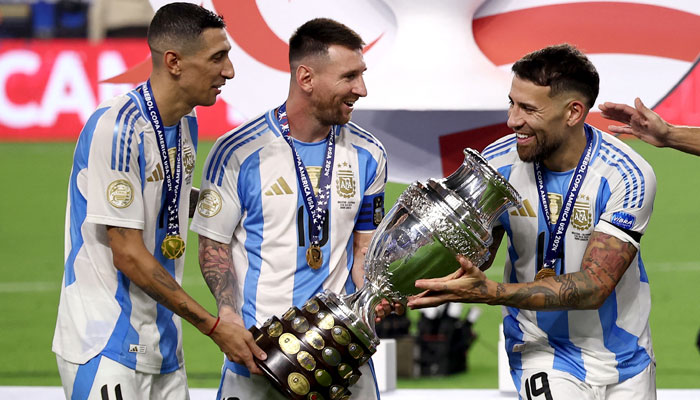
[206,316,220,336]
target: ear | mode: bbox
[295,64,314,93]
[163,50,182,76]
[566,100,587,126]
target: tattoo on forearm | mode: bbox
[199,238,237,310]
[502,232,637,310]
[152,268,179,291]
[504,286,558,308]
[179,302,205,325]
[142,284,170,308]
[554,274,580,307]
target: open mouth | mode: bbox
[515,132,535,144]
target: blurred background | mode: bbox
[1,0,699,394]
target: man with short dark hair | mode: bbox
[409,44,658,399]
[52,3,251,399]
[192,18,386,399]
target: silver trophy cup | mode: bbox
[249,148,521,399]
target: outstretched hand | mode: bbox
[407,255,492,309]
[598,98,670,147]
[209,308,267,375]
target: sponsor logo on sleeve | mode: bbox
[197,189,223,217]
[373,196,384,227]
[610,211,636,230]
[107,179,134,208]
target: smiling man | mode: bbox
[408,44,658,399]
[190,18,387,399]
[52,3,244,399]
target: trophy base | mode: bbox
[250,292,378,400]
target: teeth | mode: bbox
[516,133,529,139]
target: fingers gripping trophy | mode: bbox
[249,149,521,399]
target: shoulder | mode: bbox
[202,110,279,184]
[343,121,386,158]
[88,91,149,142]
[482,133,519,169]
[593,126,656,182]
[211,110,278,156]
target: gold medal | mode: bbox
[161,235,185,259]
[535,268,556,281]
[306,244,323,269]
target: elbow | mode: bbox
[582,287,613,310]
[110,244,142,275]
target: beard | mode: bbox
[312,96,352,126]
[516,135,560,164]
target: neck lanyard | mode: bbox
[277,103,336,269]
[139,80,185,259]
[533,126,594,279]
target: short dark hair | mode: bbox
[289,18,364,68]
[512,44,599,108]
[147,2,225,54]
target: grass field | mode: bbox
[1,140,699,388]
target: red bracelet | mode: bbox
[206,317,220,336]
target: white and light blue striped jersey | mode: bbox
[52,88,198,374]
[191,109,387,331]
[482,124,656,386]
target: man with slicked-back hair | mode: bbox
[52,3,252,399]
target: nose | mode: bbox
[353,76,367,97]
[507,106,523,130]
[222,56,235,80]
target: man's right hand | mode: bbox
[209,308,267,375]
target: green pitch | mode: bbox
[0,140,698,388]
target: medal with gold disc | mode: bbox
[162,235,186,259]
[533,128,594,282]
[535,267,556,281]
[306,243,323,270]
[139,80,186,260]
[277,103,337,270]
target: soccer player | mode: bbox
[191,18,387,399]
[52,3,259,399]
[599,97,700,156]
[408,44,657,399]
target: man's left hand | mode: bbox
[407,255,493,309]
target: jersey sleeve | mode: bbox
[355,141,387,232]
[190,135,243,244]
[595,157,656,248]
[84,107,145,229]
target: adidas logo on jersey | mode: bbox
[510,199,537,217]
[128,344,146,354]
[264,177,294,196]
[146,164,164,182]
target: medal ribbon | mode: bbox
[534,126,594,272]
[277,103,336,245]
[139,80,183,240]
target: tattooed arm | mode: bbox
[107,226,214,330]
[198,235,266,373]
[407,231,637,311]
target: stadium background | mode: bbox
[1,0,699,392]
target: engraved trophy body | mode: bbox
[249,149,521,399]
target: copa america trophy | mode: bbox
[249,148,521,399]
